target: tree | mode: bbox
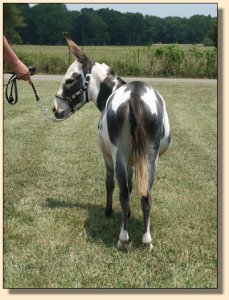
[125,12,145,45]
[14,3,34,44]
[98,9,127,45]
[3,3,26,43]
[144,16,163,44]
[76,8,109,45]
[29,4,72,45]
[163,17,187,43]
[187,15,213,44]
[4,4,217,46]
[68,10,81,42]
[208,18,217,47]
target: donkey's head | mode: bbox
[52,33,94,119]
[53,33,126,119]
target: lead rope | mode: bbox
[30,81,72,122]
[4,66,72,122]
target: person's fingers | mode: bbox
[27,74,33,84]
[16,70,32,83]
[13,60,32,83]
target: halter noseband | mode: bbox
[55,73,91,112]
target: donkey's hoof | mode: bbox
[143,242,153,252]
[117,240,128,250]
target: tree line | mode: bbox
[4,3,217,46]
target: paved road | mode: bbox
[3,73,217,84]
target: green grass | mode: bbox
[3,78,217,288]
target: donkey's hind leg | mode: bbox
[141,194,153,251]
[115,159,130,249]
[141,149,159,251]
[127,166,133,219]
[104,158,115,217]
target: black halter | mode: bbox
[55,74,91,112]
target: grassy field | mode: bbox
[3,78,217,288]
[4,44,217,78]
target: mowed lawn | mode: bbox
[3,78,217,288]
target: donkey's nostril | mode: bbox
[52,106,61,118]
[52,107,65,119]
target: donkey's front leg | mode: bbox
[104,158,114,217]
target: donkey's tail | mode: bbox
[129,101,149,197]
[134,127,149,197]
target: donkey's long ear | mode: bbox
[63,32,88,64]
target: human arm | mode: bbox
[3,36,32,84]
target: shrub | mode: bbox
[204,48,217,78]
[3,45,217,78]
[153,44,185,77]
[203,37,214,47]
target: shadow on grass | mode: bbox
[44,198,143,249]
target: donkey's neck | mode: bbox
[96,75,126,112]
[90,65,126,112]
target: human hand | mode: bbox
[12,60,32,84]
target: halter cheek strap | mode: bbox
[83,73,91,103]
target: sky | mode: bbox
[65,3,217,18]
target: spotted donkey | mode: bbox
[53,33,171,251]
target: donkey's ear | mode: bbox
[63,32,89,64]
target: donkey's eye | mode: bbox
[65,78,74,85]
